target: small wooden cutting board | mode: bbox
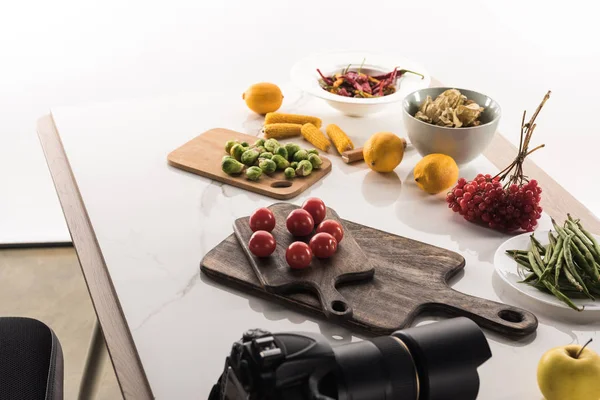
[167,128,331,200]
[233,203,375,320]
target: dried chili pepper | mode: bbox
[317,62,424,98]
[317,69,334,86]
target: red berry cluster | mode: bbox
[446,174,542,232]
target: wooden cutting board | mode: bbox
[167,128,332,200]
[233,203,375,320]
[202,219,538,337]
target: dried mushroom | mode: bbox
[414,89,484,128]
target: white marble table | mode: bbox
[39,82,600,399]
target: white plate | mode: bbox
[494,230,600,310]
[290,51,430,117]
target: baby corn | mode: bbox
[265,112,322,128]
[263,123,302,139]
[301,123,331,152]
[326,124,354,154]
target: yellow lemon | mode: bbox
[414,154,459,194]
[242,83,283,114]
[363,132,405,173]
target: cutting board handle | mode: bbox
[429,289,538,337]
[316,281,353,320]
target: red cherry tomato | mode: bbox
[286,241,313,269]
[316,220,344,243]
[249,207,276,232]
[286,209,314,237]
[248,231,276,257]
[309,232,338,258]
[301,198,327,226]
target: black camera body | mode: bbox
[210,317,492,400]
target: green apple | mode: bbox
[537,339,600,400]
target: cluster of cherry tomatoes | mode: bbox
[247,198,344,269]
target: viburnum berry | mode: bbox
[447,91,550,233]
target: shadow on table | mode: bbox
[393,168,511,264]
[492,271,600,343]
[199,269,357,344]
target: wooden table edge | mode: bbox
[34,93,600,399]
[36,114,154,400]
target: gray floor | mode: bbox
[0,246,122,399]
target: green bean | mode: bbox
[531,234,546,256]
[552,218,567,238]
[506,249,529,257]
[539,263,555,281]
[575,220,600,263]
[570,235,600,281]
[528,255,582,311]
[563,236,594,299]
[554,247,565,286]
[546,285,583,311]
[528,252,545,278]
[531,239,544,266]
[514,256,533,270]
[545,232,556,263]
[566,220,593,244]
[566,221,598,259]
[514,253,532,264]
[548,231,557,247]
[530,240,546,274]
[563,268,584,292]
[546,235,564,268]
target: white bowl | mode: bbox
[402,87,501,165]
[291,51,430,117]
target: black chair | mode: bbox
[0,317,63,400]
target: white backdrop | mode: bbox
[1,0,599,244]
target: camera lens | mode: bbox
[333,336,418,400]
[392,318,492,400]
[331,318,490,400]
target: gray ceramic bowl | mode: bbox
[402,87,501,164]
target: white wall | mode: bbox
[1,0,598,243]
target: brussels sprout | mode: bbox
[290,161,298,169]
[245,166,262,181]
[254,138,265,147]
[274,146,288,160]
[259,159,277,174]
[284,143,301,160]
[264,139,280,153]
[284,167,296,179]
[271,154,290,170]
[222,155,234,162]
[230,144,245,161]
[307,149,319,155]
[293,149,309,162]
[295,160,313,177]
[241,141,249,147]
[225,140,238,153]
[241,149,260,166]
[308,154,323,169]
[221,158,244,175]
[255,146,266,154]
[259,152,273,160]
